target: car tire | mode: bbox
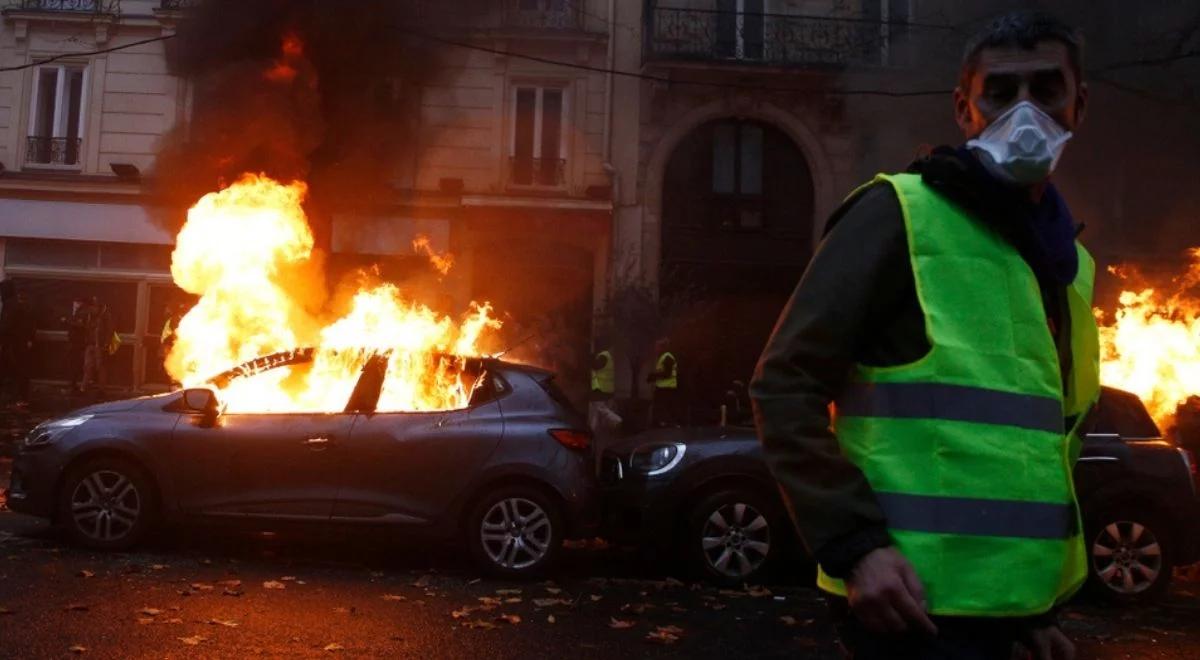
[684,487,785,586]
[466,485,564,579]
[1084,504,1174,604]
[57,457,156,552]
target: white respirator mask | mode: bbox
[966,100,1072,185]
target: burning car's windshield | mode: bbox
[210,348,485,415]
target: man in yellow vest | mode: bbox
[588,341,620,435]
[648,337,681,426]
[752,11,1095,660]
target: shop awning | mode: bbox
[0,198,174,245]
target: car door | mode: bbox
[168,363,358,520]
[331,371,506,525]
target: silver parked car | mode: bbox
[7,350,600,578]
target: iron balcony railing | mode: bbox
[644,4,892,68]
[505,0,581,30]
[13,0,118,11]
[510,157,566,187]
[26,136,82,166]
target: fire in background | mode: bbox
[1099,247,1200,431]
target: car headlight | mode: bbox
[24,415,92,448]
[629,442,686,476]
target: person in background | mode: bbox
[648,336,681,427]
[63,297,89,394]
[588,337,622,441]
[82,297,113,395]
[0,289,37,406]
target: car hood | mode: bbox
[607,425,758,454]
[60,392,179,418]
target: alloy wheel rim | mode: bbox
[1092,520,1163,594]
[701,502,771,578]
[480,497,552,570]
[70,470,141,542]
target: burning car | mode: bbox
[7,349,599,578]
[601,387,1200,602]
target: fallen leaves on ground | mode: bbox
[620,603,653,614]
[178,635,206,646]
[263,581,286,590]
[0,607,12,616]
[207,618,239,628]
[281,576,297,582]
[68,645,87,654]
[495,588,521,596]
[547,614,556,624]
[646,625,684,645]
[589,595,603,602]
[189,582,214,592]
[76,570,94,578]
[411,575,432,588]
[609,617,636,629]
[381,594,406,602]
[64,603,88,612]
[476,596,502,608]
[323,643,344,652]
[496,613,521,625]
[139,607,164,617]
[532,598,572,608]
[462,619,497,630]
[150,564,168,570]
[223,586,244,597]
[544,586,562,595]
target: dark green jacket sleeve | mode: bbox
[750,183,924,577]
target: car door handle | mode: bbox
[303,437,331,449]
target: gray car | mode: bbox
[7,350,600,578]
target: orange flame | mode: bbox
[1098,248,1200,430]
[166,174,500,414]
[264,32,303,83]
[412,235,454,276]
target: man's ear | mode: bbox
[953,86,974,137]
[1072,81,1088,130]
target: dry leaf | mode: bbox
[609,617,636,629]
[136,617,155,625]
[589,595,603,602]
[646,629,681,645]
[533,598,571,608]
[64,603,88,612]
[0,607,13,615]
[281,576,297,582]
[208,618,239,627]
[709,603,728,611]
[496,613,522,625]
[164,618,184,624]
[620,603,651,614]
[544,587,562,595]
[150,564,168,570]
[658,625,684,635]
[77,570,95,578]
[463,619,497,630]
[217,579,242,588]
[664,577,685,588]
[411,575,432,588]
[323,643,344,652]
[547,614,556,624]
[746,585,772,598]
[263,581,286,590]
[223,587,244,597]
[190,582,214,591]
[467,578,482,585]
[381,594,406,602]
[477,596,501,607]
[451,606,475,619]
[68,645,87,654]
[503,597,522,604]
[178,635,206,646]
[139,607,163,616]
[495,588,521,596]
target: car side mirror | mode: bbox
[182,388,220,423]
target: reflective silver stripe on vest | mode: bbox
[877,492,1075,539]
[838,382,1063,434]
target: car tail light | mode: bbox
[549,428,591,451]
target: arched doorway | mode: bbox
[659,117,815,423]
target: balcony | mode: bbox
[505,0,581,31]
[12,0,116,12]
[25,136,82,167]
[644,4,890,68]
[510,157,566,187]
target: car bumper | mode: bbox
[598,454,680,550]
[6,448,65,519]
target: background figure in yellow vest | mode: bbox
[588,341,621,438]
[648,337,681,427]
[751,11,1095,660]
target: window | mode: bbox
[27,64,87,167]
[510,85,566,187]
[711,121,764,228]
[715,0,764,61]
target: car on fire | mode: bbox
[601,386,1200,603]
[6,350,599,578]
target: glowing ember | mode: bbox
[166,173,500,414]
[1098,248,1200,430]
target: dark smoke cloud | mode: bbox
[152,0,484,225]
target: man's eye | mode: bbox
[1031,71,1067,105]
[983,79,1018,104]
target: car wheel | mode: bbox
[1086,505,1174,603]
[466,486,564,579]
[58,457,156,551]
[685,488,784,586]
